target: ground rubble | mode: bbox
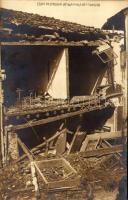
[0,153,126,200]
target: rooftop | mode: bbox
[1,8,107,44]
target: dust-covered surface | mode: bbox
[0,152,127,200]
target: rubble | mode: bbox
[0,151,126,199]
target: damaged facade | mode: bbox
[0,8,127,200]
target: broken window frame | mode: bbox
[96,48,118,64]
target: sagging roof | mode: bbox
[0,8,108,44]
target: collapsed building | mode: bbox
[0,8,127,199]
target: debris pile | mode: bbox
[0,151,126,200]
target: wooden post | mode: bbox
[0,45,6,166]
[123,10,128,120]
[65,48,70,99]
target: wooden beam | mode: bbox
[78,145,123,158]
[68,126,81,154]
[1,40,101,47]
[17,126,66,162]
[85,131,126,141]
[1,41,84,46]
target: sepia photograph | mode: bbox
[0,1,127,199]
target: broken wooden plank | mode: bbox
[80,135,89,152]
[31,127,66,153]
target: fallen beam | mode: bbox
[18,144,123,163]
[85,131,126,140]
[79,145,123,158]
[17,127,66,162]
[8,186,84,195]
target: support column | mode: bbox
[65,48,70,100]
